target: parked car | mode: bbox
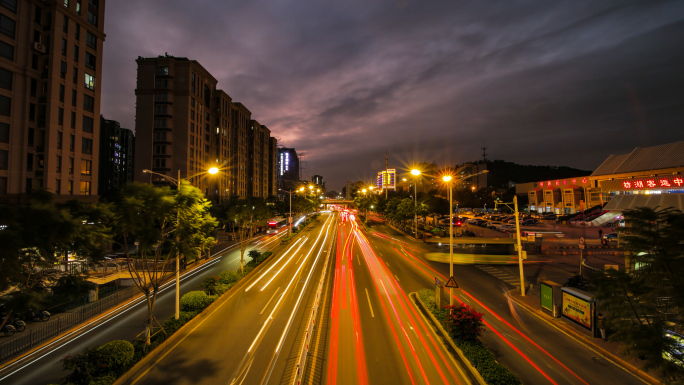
[602,233,618,242]
[542,214,557,220]
[522,219,539,226]
[488,221,504,230]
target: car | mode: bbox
[542,214,557,220]
[500,224,517,232]
[487,221,504,230]
[522,219,538,226]
[602,233,618,242]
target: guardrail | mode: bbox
[291,225,336,385]
[0,285,140,364]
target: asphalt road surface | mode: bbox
[120,212,338,385]
[324,211,469,385]
[363,220,648,385]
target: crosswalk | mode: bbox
[475,265,521,287]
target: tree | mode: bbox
[112,182,216,345]
[595,207,684,381]
[228,198,272,273]
[0,191,111,330]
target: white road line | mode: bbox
[259,287,281,315]
[365,288,374,317]
[394,274,400,282]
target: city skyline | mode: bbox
[100,1,684,190]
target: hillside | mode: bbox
[473,160,592,189]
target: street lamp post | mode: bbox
[279,189,294,237]
[442,169,488,306]
[142,167,218,319]
[411,169,421,239]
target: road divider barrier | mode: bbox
[292,222,336,385]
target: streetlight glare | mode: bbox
[299,187,305,192]
[362,189,367,193]
[443,175,452,182]
[309,185,314,190]
[208,167,219,174]
[411,169,421,176]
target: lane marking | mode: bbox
[259,287,281,315]
[394,274,400,282]
[365,288,374,317]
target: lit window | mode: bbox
[84,73,95,90]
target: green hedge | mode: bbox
[180,291,216,312]
[417,289,521,385]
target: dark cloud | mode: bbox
[100,0,684,190]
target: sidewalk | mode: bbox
[509,290,662,385]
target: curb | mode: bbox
[410,292,487,385]
[114,253,277,385]
[508,293,661,385]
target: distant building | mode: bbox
[516,140,684,215]
[312,174,323,187]
[0,0,106,201]
[277,147,299,191]
[98,116,134,196]
[453,162,488,190]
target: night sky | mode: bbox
[101,1,684,190]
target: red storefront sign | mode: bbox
[539,177,589,188]
[621,176,684,190]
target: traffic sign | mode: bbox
[445,276,459,288]
[579,237,585,250]
[434,277,443,287]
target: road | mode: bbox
[0,228,290,385]
[363,220,647,385]
[119,212,338,385]
[324,211,469,384]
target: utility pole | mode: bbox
[496,197,526,296]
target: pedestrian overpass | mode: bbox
[321,199,355,210]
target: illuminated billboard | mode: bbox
[376,169,396,190]
[561,288,594,330]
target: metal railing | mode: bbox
[0,285,140,364]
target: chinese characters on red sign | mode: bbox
[620,176,684,190]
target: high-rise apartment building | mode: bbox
[268,137,277,196]
[98,116,133,197]
[0,0,105,200]
[248,119,271,198]
[277,147,299,191]
[134,55,276,200]
[134,55,219,196]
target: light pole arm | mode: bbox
[143,169,179,186]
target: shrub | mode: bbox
[219,270,239,285]
[97,340,135,375]
[62,341,132,385]
[444,304,485,341]
[89,374,116,385]
[417,289,520,385]
[160,310,198,338]
[248,249,262,263]
[201,276,221,295]
[180,291,214,312]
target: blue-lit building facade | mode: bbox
[277,147,299,191]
